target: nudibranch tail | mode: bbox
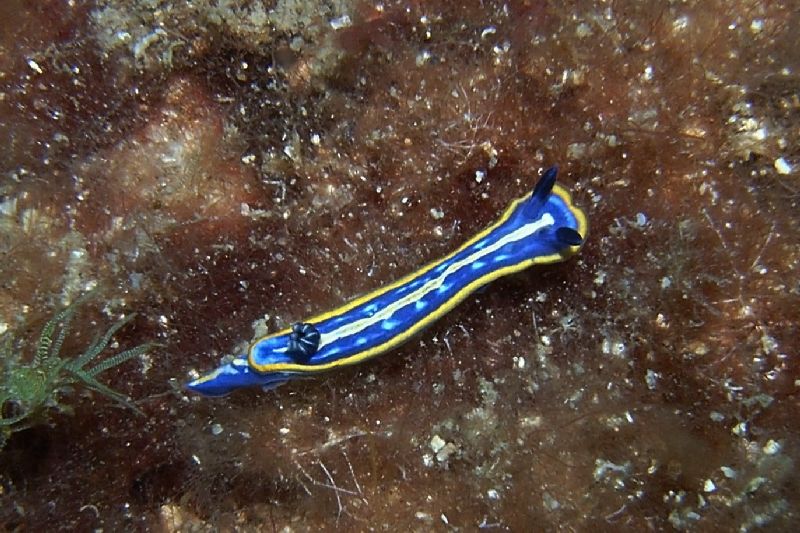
[186,357,291,396]
[187,166,587,396]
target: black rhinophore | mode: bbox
[521,166,558,219]
[556,227,584,247]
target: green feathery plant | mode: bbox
[0,293,154,447]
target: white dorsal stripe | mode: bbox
[319,213,555,346]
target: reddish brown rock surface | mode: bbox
[1,1,797,530]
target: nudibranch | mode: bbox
[188,167,587,396]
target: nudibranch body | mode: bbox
[188,167,587,396]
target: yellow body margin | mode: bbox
[248,183,587,374]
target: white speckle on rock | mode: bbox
[709,411,725,422]
[593,458,630,481]
[774,157,792,175]
[542,491,560,510]
[594,270,606,285]
[28,59,43,74]
[429,434,446,453]
[416,50,432,66]
[762,439,781,455]
[645,369,659,390]
[575,22,592,38]
[566,142,587,160]
[329,15,351,30]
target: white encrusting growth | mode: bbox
[318,213,555,347]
